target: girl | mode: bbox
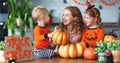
[82,1,105,47]
[32,6,57,58]
[55,6,84,44]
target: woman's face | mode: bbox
[83,13,96,27]
[62,9,75,25]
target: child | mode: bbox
[55,6,84,44]
[32,6,58,58]
[82,0,105,47]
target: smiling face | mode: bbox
[83,13,96,27]
[62,9,76,25]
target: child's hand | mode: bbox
[48,32,53,38]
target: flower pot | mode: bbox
[98,53,106,63]
[0,50,6,62]
[111,50,120,63]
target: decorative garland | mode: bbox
[100,0,119,6]
[72,0,94,6]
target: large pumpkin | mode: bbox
[52,30,70,45]
[83,47,97,60]
[79,41,87,50]
[104,35,118,42]
[58,42,85,58]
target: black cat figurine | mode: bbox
[105,50,113,63]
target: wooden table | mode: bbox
[19,57,99,63]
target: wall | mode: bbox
[30,0,120,24]
[30,0,120,39]
[104,25,120,39]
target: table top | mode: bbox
[18,57,99,63]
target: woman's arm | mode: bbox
[70,33,82,44]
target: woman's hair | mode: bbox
[32,6,48,21]
[84,8,102,27]
[60,6,84,34]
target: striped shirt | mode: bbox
[34,48,54,58]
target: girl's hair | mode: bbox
[60,6,84,34]
[84,8,102,27]
[32,6,48,21]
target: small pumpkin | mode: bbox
[83,47,97,60]
[58,42,85,58]
[6,52,15,59]
[104,35,118,42]
[104,30,119,42]
[52,29,70,45]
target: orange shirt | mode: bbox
[34,26,51,49]
[82,27,104,47]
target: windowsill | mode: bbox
[102,23,120,28]
[51,23,120,28]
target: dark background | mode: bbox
[0,0,8,41]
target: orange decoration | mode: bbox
[104,35,118,42]
[100,0,119,6]
[7,53,15,58]
[58,42,85,58]
[79,41,87,50]
[52,30,70,45]
[4,36,33,61]
[72,0,94,6]
[83,47,97,60]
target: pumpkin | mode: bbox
[83,47,97,60]
[52,29,70,45]
[6,53,15,59]
[104,35,118,42]
[79,41,87,50]
[58,42,85,58]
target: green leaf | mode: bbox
[107,40,120,51]
[4,0,34,37]
[0,41,5,50]
[28,17,34,31]
[94,41,107,54]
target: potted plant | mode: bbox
[95,40,120,63]
[94,41,107,54]
[94,41,108,62]
[4,0,34,37]
[107,40,120,63]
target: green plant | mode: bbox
[94,41,107,54]
[4,0,34,37]
[107,40,120,51]
[0,41,5,50]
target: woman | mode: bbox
[55,6,84,44]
